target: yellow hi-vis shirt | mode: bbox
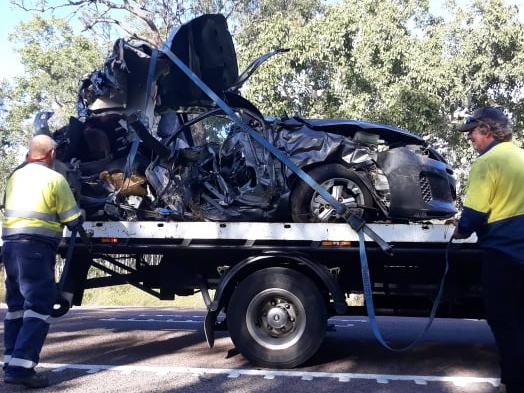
[463,142,524,223]
[459,141,524,263]
[2,163,81,239]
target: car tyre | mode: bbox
[291,163,374,222]
[227,267,327,368]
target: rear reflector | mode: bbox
[101,238,119,244]
[320,241,352,247]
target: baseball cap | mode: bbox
[458,107,508,132]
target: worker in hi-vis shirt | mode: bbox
[1,134,83,388]
[453,107,524,393]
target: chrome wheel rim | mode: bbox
[310,177,365,221]
[245,288,306,350]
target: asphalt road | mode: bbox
[0,307,499,393]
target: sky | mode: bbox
[1,0,523,81]
[0,3,31,80]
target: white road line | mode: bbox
[100,318,202,324]
[137,314,204,318]
[135,314,366,323]
[39,362,500,387]
[101,317,356,329]
[331,319,368,323]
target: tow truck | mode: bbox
[0,221,481,368]
[0,13,481,369]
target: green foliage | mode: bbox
[444,0,524,135]
[81,285,206,308]
[11,0,258,46]
[0,81,24,203]
[0,267,205,308]
[236,0,524,146]
[8,16,103,129]
[0,16,103,200]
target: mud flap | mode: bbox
[204,311,217,348]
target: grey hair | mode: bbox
[478,116,513,142]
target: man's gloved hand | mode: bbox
[448,218,469,239]
[452,227,468,239]
[444,218,459,226]
[66,215,84,232]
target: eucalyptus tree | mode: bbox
[0,81,20,194]
[6,16,103,138]
[236,0,523,140]
[11,0,257,46]
[0,15,103,191]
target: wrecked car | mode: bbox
[39,13,457,223]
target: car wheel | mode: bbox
[291,163,374,222]
[227,267,327,368]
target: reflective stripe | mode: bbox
[1,226,62,238]
[58,206,81,222]
[4,209,59,222]
[4,355,11,364]
[24,310,50,322]
[5,310,24,320]
[9,357,36,369]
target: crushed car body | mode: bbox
[38,13,457,223]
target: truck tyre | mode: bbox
[291,163,373,222]
[228,267,327,368]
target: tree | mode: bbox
[436,0,524,138]
[11,0,257,47]
[234,0,326,115]
[6,15,103,136]
[0,80,21,200]
[236,0,441,127]
[0,15,103,195]
[412,0,524,194]
[235,0,523,144]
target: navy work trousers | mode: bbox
[2,239,58,377]
[482,251,524,392]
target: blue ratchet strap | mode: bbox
[51,228,77,318]
[59,228,77,290]
[160,45,451,351]
[144,48,158,111]
[124,48,159,179]
[124,135,140,179]
[359,231,451,351]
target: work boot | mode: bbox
[4,372,50,388]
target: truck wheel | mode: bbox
[291,163,373,222]
[228,267,327,368]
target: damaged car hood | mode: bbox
[276,117,426,146]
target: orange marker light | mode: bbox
[101,238,119,244]
[320,241,352,247]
